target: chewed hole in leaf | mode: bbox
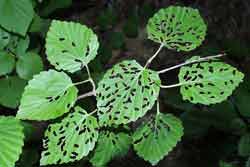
[40,106,99,165]
[46,20,99,73]
[133,113,183,165]
[16,70,78,120]
[178,56,244,105]
[90,131,131,166]
[147,6,207,52]
[96,60,161,126]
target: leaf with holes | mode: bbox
[0,0,34,36]
[0,116,24,167]
[46,20,99,73]
[0,51,15,76]
[90,131,131,166]
[178,56,244,105]
[133,113,183,165]
[16,70,78,120]
[0,27,10,49]
[0,76,26,108]
[96,60,161,126]
[40,106,99,165]
[16,52,44,80]
[147,6,206,51]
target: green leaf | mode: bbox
[46,20,99,73]
[0,116,24,167]
[147,6,207,51]
[178,56,244,105]
[238,133,250,157]
[0,51,15,76]
[133,113,183,165]
[4,35,19,53]
[0,27,10,49]
[16,52,44,80]
[96,60,161,126]
[40,106,99,165]
[15,36,30,57]
[16,70,78,120]
[29,14,50,35]
[5,35,29,57]
[0,76,26,108]
[0,0,34,36]
[90,131,131,166]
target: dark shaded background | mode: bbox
[2,0,250,167]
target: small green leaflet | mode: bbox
[133,113,183,165]
[0,27,10,49]
[0,0,34,36]
[46,20,99,73]
[90,131,131,166]
[16,70,78,120]
[15,35,30,57]
[0,116,24,167]
[4,35,19,54]
[16,52,44,80]
[238,133,250,157]
[29,14,50,34]
[40,106,99,165]
[178,56,244,105]
[0,51,15,76]
[96,60,161,126]
[0,76,26,109]
[147,6,206,51]
[4,35,29,57]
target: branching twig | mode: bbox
[144,43,164,68]
[77,91,95,100]
[160,80,202,89]
[74,79,90,86]
[88,109,97,116]
[85,64,96,96]
[157,53,226,74]
[74,65,97,101]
